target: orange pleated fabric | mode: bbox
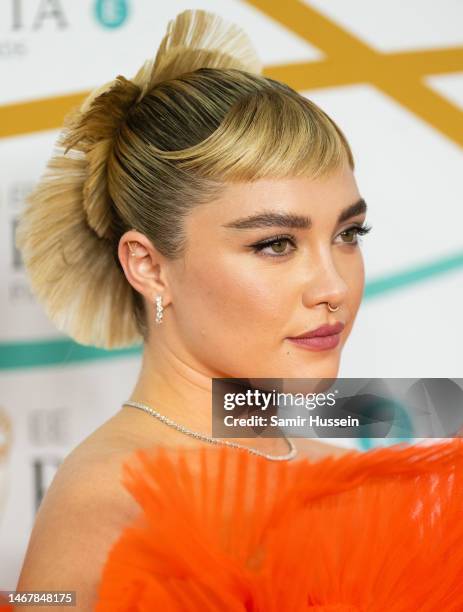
[95,438,463,611]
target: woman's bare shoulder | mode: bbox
[55,420,163,517]
[16,423,150,609]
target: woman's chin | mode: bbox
[252,362,340,381]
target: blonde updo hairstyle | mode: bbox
[16,9,354,350]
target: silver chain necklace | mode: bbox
[122,399,298,461]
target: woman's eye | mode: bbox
[252,236,296,257]
[250,224,372,258]
[338,224,372,245]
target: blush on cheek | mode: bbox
[190,259,288,340]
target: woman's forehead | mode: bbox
[186,170,362,229]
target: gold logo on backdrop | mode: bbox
[0,0,462,147]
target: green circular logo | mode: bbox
[94,0,129,29]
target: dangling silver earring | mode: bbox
[155,295,164,324]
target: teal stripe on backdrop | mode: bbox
[1,250,462,370]
[0,339,142,371]
[364,250,463,298]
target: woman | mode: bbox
[14,8,463,611]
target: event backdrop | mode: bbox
[0,0,462,588]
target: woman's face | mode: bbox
[165,160,366,379]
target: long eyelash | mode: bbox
[339,223,373,244]
[347,223,372,237]
[250,223,373,255]
[250,234,297,254]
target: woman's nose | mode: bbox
[301,250,349,309]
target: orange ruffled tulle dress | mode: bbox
[89,436,463,611]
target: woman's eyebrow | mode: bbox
[222,198,367,230]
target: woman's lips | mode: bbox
[286,333,341,351]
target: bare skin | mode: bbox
[17,161,366,609]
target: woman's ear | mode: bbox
[118,230,172,307]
